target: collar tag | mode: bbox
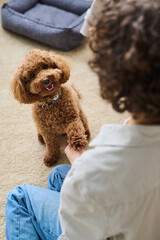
[42,88,61,109]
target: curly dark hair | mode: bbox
[89,0,160,121]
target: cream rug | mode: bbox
[0,1,128,239]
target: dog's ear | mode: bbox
[11,72,37,104]
[50,53,70,83]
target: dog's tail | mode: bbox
[71,84,81,99]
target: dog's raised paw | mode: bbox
[68,135,88,151]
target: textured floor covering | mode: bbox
[0,1,128,238]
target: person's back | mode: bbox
[60,125,160,240]
[59,0,160,239]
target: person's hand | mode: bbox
[65,145,85,165]
[89,26,96,35]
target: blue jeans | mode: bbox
[5,164,71,240]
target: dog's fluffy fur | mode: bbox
[11,49,90,167]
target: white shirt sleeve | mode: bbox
[58,158,111,240]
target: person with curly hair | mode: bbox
[5,0,160,240]
[89,0,160,123]
[65,0,160,239]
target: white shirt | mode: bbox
[58,124,160,240]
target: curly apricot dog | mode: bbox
[11,49,90,167]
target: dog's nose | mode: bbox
[43,78,50,85]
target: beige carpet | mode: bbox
[0,1,128,239]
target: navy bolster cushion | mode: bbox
[1,0,91,51]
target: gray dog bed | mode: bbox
[1,0,91,51]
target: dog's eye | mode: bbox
[30,73,35,78]
[43,65,48,69]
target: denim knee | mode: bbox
[5,185,44,240]
[5,185,28,239]
[48,164,71,192]
[6,185,26,210]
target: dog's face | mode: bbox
[11,49,70,103]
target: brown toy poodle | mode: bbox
[11,49,90,167]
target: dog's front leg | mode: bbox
[66,120,88,151]
[43,133,61,167]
